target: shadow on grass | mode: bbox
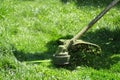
[13,41,57,62]
[60,0,120,8]
[13,27,120,70]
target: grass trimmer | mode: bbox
[53,0,119,65]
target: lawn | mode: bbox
[0,0,120,80]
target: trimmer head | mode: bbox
[53,39,101,65]
[53,45,70,65]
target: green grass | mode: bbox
[0,0,120,80]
